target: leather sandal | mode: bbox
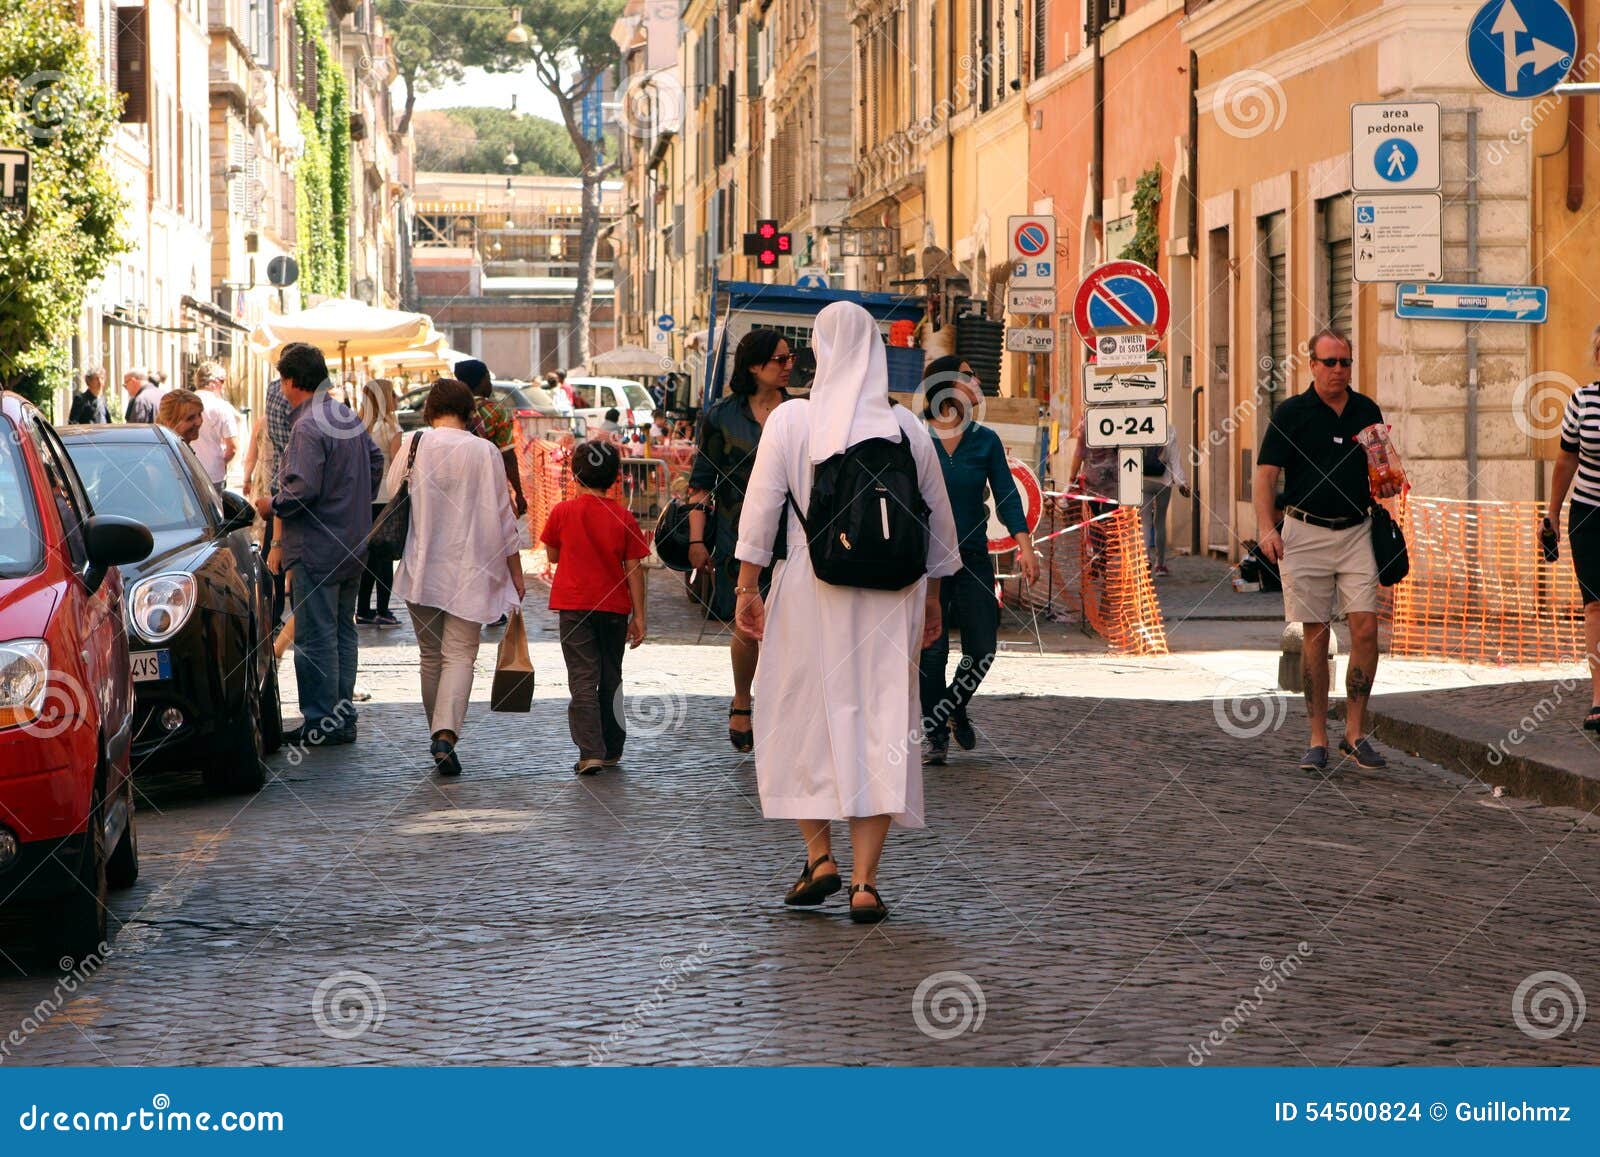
[848,883,889,924]
[728,703,754,753]
[431,735,462,777]
[783,853,841,907]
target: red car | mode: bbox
[0,391,151,962]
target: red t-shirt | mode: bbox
[541,494,649,614]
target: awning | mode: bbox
[181,295,250,334]
[248,298,436,361]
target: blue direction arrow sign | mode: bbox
[1468,0,1575,99]
[656,314,674,332]
[1395,282,1548,324]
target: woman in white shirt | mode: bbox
[386,379,526,776]
[732,302,961,923]
[358,379,403,625]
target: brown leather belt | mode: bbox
[1286,506,1366,531]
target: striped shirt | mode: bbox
[1559,383,1600,507]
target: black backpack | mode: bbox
[786,435,929,591]
[1143,444,1166,477]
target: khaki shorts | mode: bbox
[1280,516,1378,623]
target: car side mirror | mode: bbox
[219,489,256,534]
[83,515,153,596]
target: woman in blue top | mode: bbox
[918,356,1038,765]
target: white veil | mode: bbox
[805,301,901,462]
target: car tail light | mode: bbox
[0,640,49,731]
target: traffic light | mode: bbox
[742,219,792,268]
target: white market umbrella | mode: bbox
[585,344,672,377]
[249,299,436,363]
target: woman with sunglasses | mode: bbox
[687,328,793,751]
[917,355,1038,765]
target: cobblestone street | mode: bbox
[1,569,1597,1066]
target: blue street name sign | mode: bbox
[1467,0,1575,99]
[1395,282,1548,324]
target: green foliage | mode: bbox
[414,108,581,175]
[293,0,349,296]
[1120,164,1163,272]
[0,0,127,402]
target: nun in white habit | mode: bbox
[733,301,961,923]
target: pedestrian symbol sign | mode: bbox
[1351,102,1439,192]
[1379,139,1419,182]
[1468,0,1575,99]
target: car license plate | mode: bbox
[130,650,171,682]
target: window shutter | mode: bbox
[303,37,318,108]
[116,5,149,124]
[1033,0,1046,79]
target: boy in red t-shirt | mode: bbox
[541,440,649,774]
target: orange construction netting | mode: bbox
[1385,494,1584,664]
[518,432,625,555]
[1027,497,1169,656]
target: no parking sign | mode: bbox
[1073,260,1170,353]
[1008,215,1056,288]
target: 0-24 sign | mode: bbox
[1083,404,1169,448]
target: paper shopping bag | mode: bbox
[490,611,535,712]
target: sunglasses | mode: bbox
[1312,357,1353,368]
[768,353,795,367]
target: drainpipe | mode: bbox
[1090,4,1104,241]
[1465,108,1479,500]
[946,2,956,254]
[1569,0,1587,213]
[1189,48,1201,554]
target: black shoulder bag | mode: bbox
[367,431,423,558]
[1370,502,1409,587]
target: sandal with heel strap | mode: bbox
[848,883,889,924]
[728,703,754,753]
[783,853,841,907]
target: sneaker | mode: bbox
[1339,736,1388,769]
[951,709,977,751]
[1298,745,1328,772]
[1154,564,1170,577]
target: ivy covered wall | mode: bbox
[294,0,349,297]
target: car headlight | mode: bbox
[128,573,197,643]
[0,640,48,731]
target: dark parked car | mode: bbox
[1,391,151,961]
[60,424,281,794]
[398,381,567,443]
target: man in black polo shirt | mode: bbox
[1254,328,1401,773]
